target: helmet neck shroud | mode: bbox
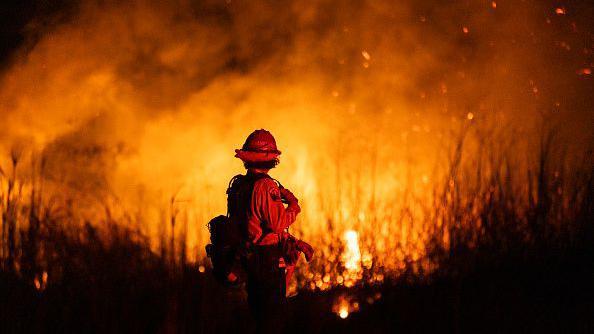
[243,159,279,170]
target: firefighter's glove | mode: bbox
[295,239,314,262]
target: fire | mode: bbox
[333,294,360,319]
[342,230,361,272]
[33,271,48,291]
[340,230,364,287]
[0,0,591,294]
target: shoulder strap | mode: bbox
[272,178,284,189]
[226,173,272,218]
[226,173,285,243]
[226,174,243,217]
[226,174,244,195]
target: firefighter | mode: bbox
[228,129,312,333]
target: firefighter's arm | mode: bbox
[252,179,300,233]
[279,187,301,214]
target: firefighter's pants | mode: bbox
[246,244,287,333]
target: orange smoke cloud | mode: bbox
[0,0,592,287]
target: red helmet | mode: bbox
[235,129,281,163]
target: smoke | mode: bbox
[0,0,592,254]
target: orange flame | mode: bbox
[0,0,591,294]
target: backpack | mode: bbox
[205,215,241,285]
[205,173,273,285]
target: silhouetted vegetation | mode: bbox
[1,127,592,333]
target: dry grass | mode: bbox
[0,125,592,333]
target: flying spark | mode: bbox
[361,50,371,60]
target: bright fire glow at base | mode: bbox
[333,293,365,319]
[343,230,362,272]
[339,307,349,319]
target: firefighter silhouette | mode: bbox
[209,129,313,332]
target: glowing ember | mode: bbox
[555,8,566,15]
[361,50,371,60]
[333,294,359,319]
[467,112,474,120]
[462,26,469,34]
[491,1,497,9]
[33,271,48,291]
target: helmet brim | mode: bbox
[235,149,281,163]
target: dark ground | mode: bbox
[2,240,593,334]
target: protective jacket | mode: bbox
[227,172,300,246]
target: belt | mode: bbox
[254,232,280,246]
